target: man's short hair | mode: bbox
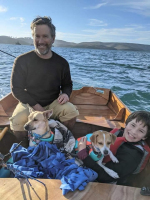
[31,16,56,38]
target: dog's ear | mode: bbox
[28,106,35,114]
[111,134,117,144]
[90,133,98,143]
[43,109,53,119]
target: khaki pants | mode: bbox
[10,99,79,131]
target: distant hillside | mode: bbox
[54,40,150,51]
[0,36,33,45]
[0,36,150,51]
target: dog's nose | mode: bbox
[104,150,108,155]
[24,124,29,131]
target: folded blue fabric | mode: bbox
[8,142,98,195]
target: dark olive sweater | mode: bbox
[11,50,72,106]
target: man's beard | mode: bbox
[35,43,51,55]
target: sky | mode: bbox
[0,0,150,45]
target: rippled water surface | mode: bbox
[0,44,150,112]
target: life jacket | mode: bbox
[75,133,104,161]
[103,128,150,174]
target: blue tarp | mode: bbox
[7,142,98,195]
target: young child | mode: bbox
[77,111,150,184]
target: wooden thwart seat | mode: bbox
[70,87,131,129]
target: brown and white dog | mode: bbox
[81,130,119,179]
[24,109,53,147]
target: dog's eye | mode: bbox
[98,142,103,145]
[107,142,111,145]
[33,118,38,121]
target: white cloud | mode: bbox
[10,17,18,20]
[0,5,7,12]
[84,2,107,9]
[111,0,150,9]
[20,17,24,22]
[56,25,150,44]
[9,17,25,22]
[82,26,150,43]
[89,19,107,26]
[110,0,150,16]
[84,1,150,16]
[8,17,26,26]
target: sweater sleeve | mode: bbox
[11,57,37,106]
[82,143,143,183]
[60,61,72,98]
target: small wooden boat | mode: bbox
[0,86,131,153]
[0,86,149,199]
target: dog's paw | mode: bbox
[107,169,119,179]
[112,157,119,163]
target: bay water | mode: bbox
[0,44,149,112]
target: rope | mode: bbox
[0,142,46,188]
[0,49,16,58]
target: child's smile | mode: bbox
[123,118,147,142]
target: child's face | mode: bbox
[123,118,147,142]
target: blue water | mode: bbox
[0,44,150,112]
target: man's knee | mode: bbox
[9,103,30,132]
[56,102,79,122]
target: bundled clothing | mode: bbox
[7,142,98,195]
[78,128,150,184]
[49,119,76,153]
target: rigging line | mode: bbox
[0,49,16,58]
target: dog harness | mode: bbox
[103,128,150,174]
[28,131,54,145]
[75,133,104,161]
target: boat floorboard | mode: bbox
[76,104,125,129]
[0,178,149,200]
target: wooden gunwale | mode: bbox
[0,178,149,200]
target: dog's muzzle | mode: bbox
[24,124,35,131]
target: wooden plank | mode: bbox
[108,91,131,122]
[77,108,115,117]
[0,105,8,117]
[0,178,148,200]
[70,87,110,106]
[77,115,126,129]
[71,92,109,105]
[0,93,18,112]
[0,117,10,126]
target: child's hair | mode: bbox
[126,111,150,138]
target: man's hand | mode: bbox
[58,93,69,105]
[32,104,45,111]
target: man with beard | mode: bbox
[10,16,79,147]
